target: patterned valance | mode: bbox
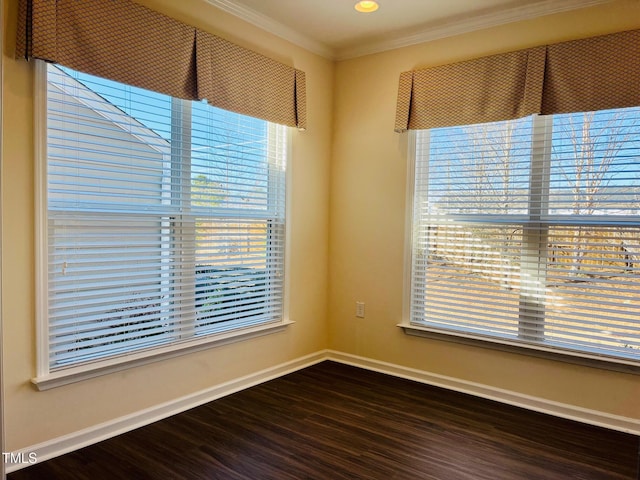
[541,29,640,116]
[16,0,307,129]
[395,29,640,132]
[395,47,545,131]
[196,31,306,129]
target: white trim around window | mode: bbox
[34,60,293,389]
[402,111,640,374]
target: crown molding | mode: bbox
[205,0,614,61]
[336,0,615,60]
[204,0,335,59]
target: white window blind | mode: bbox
[41,63,287,372]
[409,108,640,364]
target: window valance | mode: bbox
[395,47,545,131]
[395,29,640,132]
[196,31,307,129]
[542,29,640,116]
[16,0,307,129]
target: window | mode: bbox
[407,108,640,366]
[37,62,288,380]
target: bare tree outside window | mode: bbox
[412,108,640,359]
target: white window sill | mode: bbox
[32,320,294,391]
[398,323,640,375]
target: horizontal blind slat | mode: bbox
[411,108,640,363]
[44,63,287,371]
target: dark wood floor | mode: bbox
[9,361,639,479]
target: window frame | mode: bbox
[401,116,640,375]
[34,60,293,390]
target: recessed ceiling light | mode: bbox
[354,1,379,13]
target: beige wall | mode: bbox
[2,0,640,455]
[329,0,640,420]
[1,0,332,450]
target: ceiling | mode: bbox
[206,0,613,60]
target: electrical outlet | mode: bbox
[356,301,365,318]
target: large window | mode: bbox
[408,108,640,366]
[37,62,288,379]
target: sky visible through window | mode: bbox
[425,109,640,216]
[59,66,269,188]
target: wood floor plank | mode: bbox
[8,361,639,479]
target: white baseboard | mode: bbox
[326,350,640,436]
[5,351,327,473]
[7,349,639,473]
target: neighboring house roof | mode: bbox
[47,64,170,158]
